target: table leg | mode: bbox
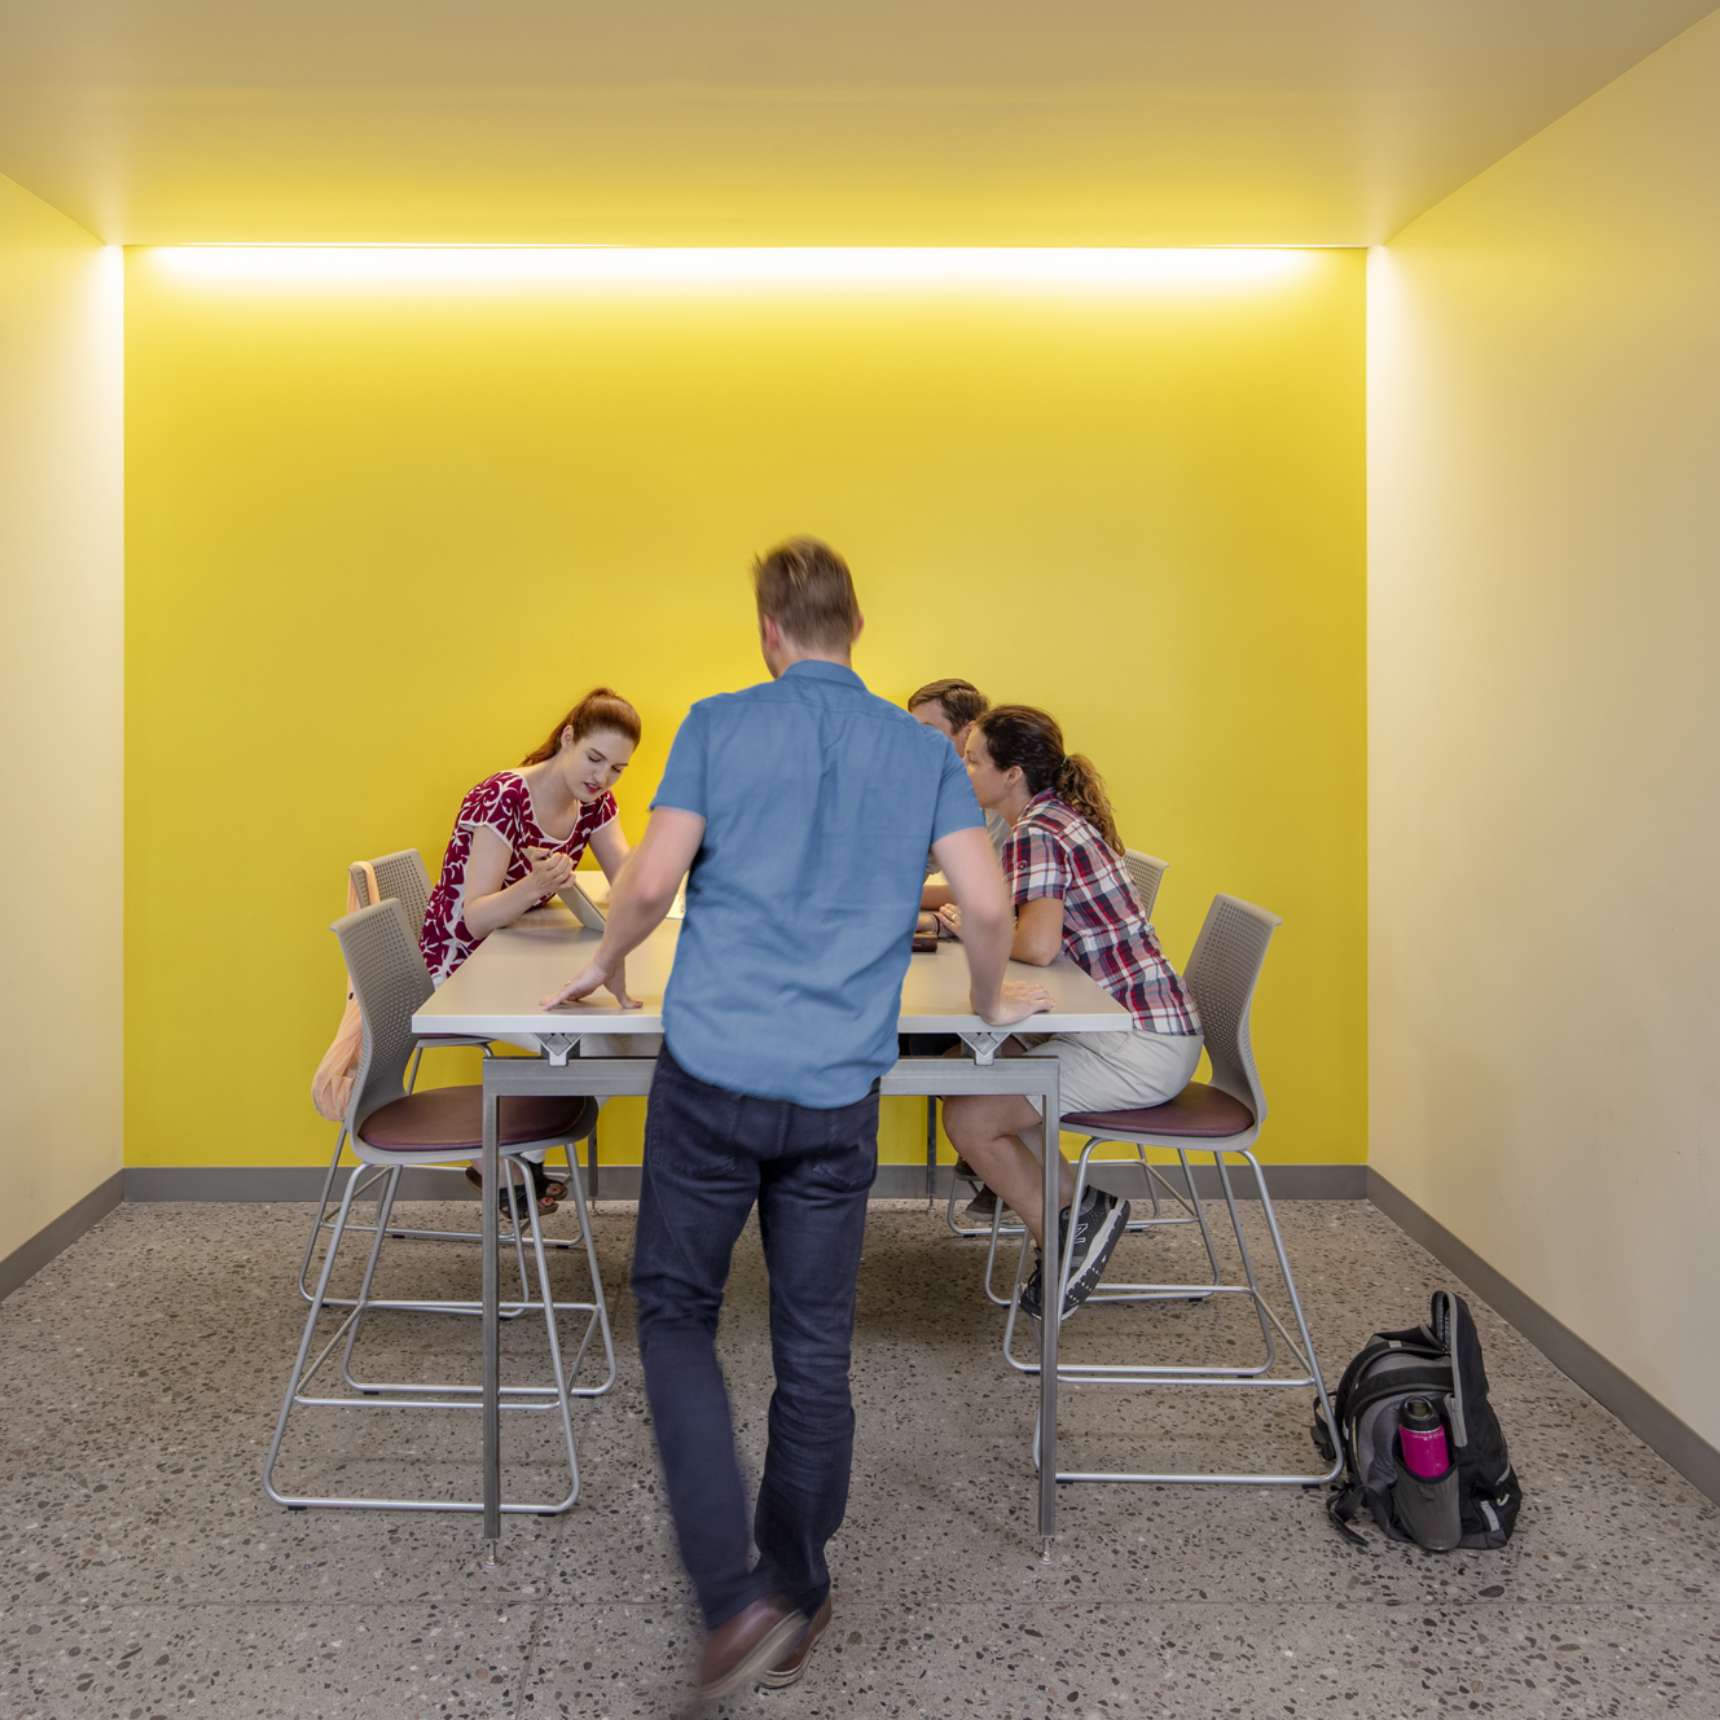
[482,1082,501,1558]
[1038,1061,1060,1553]
[924,1097,937,1204]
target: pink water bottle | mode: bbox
[1399,1397,1451,1478]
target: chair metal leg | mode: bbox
[1081,1146,1228,1309]
[340,1162,547,1392]
[299,1043,582,1286]
[337,1151,610,1404]
[266,1166,363,1506]
[520,1164,582,1504]
[1175,1147,1226,1290]
[981,1193,1022,1307]
[1244,1148,1340,1451]
[1005,1142,1274,1376]
[998,1224,1036,1363]
[339,1165,405,1389]
[558,1149,616,1398]
[265,1155,584,1517]
[297,1123,351,1303]
[1003,1145,1342,1487]
[1212,1148,1280,1366]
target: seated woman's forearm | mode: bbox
[464,876,542,939]
[1010,925,1060,966]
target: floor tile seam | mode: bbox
[510,1588,559,1720]
[1,1593,564,1614]
[6,1593,1660,1617]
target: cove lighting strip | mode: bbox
[148,246,1314,291]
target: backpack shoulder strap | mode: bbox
[1327,1481,1371,1548]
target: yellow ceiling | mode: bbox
[1,0,1712,245]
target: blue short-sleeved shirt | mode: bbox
[651,660,984,1107]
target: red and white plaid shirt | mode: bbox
[1003,791,1201,1037]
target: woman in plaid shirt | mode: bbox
[937,705,1203,1322]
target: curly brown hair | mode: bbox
[975,704,1122,854]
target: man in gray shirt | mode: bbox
[543,539,1050,1703]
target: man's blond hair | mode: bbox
[752,537,862,652]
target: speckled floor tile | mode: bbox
[0,1416,575,1610]
[3,1197,1718,1719]
[511,1600,1720,1720]
[0,1603,536,1720]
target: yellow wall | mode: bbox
[124,247,1365,1171]
[0,177,124,1258]
[1370,12,1720,1447]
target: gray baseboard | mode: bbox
[123,1164,487,1202]
[0,1170,124,1304]
[1367,1168,1720,1508]
[120,1160,1367,1205]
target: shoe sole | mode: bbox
[758,1607,832,1690]
[698,1614,807,1704]
[1061,1198,1131,1318]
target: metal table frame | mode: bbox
[414,910,1122,1564]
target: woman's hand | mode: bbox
[523,845,575,901]
[936,903,963,940]
[541,954,639,1012]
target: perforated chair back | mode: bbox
[333,898,434,1139]
[1123,850,1169,920]
[1181,893,1281,1126]
[353,848,433,932]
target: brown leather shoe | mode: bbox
[696,1595,804,1703]
[760,1596,833,1689]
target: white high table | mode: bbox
[412,904,1130,1560]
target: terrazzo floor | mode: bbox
[2,1187,1716,1719]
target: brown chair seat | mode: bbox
[358,1087,596,1153]
[1066,1082,1255,1141]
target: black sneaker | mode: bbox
[1017,1190,1131,1322]
[1064,1189,1131,1310]
[1019,1250,1047,1321]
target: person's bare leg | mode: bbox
[941,1093,1077,1246]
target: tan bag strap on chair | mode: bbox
[310,861,381,1123]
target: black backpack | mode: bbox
[1313,1290,1523,1551]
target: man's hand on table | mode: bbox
[541,953,640,1012]
[972,978,1054,1028]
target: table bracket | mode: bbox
[536,1034,579,1067]
[958,1030,1011,1067]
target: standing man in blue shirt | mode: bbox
[543,538,1050,1703]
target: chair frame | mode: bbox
[996,893,1342,1488]
[296,849,581,1316]
[266,898,611,1517]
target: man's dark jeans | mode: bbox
[632,1045,879,1629]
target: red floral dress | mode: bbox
[420,771,617,987]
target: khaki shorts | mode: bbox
[1017,1028,1203,1118]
